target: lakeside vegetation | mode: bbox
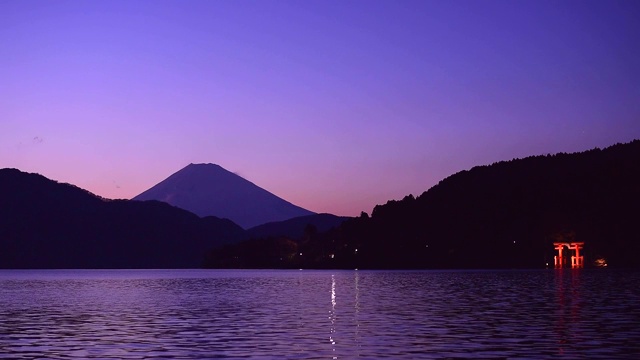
[1,140,639,269]
[206,141,640,269]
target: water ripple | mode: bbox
[0,269,639,359]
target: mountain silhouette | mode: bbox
[246,213,351,239]
[0,169,245,268]
[133,163,315,229]
[205,140,640,269]
[339,140,640,268]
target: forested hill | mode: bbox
[0,169,245,268]
[206,140,640,269]
[343,140,640,268]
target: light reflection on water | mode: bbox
[0,269,639,359]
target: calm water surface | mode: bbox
[0,269,639,359]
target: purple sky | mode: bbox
[2,0,639,216]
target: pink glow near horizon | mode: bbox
[2,0,639,216]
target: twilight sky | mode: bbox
[2,0,639,216]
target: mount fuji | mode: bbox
[133,164,315,229]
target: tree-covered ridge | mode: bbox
[206,141,640,269]
[0,169,350,269]
[0,169,246,268]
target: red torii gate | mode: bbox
[553,242,584,268]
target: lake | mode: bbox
[0,269,639,359]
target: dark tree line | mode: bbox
[206,140,640,269]
[0,169,245,269]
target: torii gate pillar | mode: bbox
[569,242,584,268]
[554,243,565,268]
